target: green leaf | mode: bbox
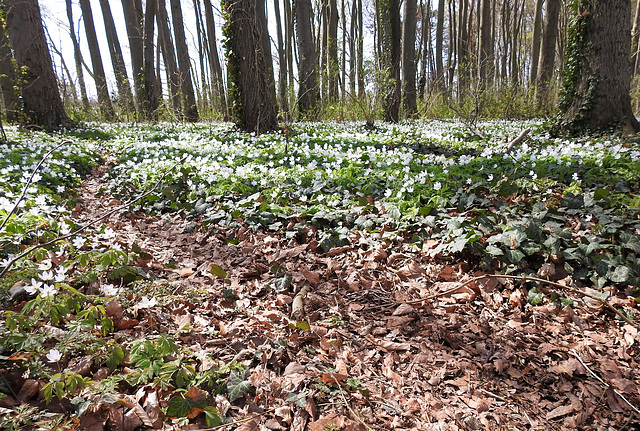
[288,321,310,330]
[528,287,543,306]
[593,188,610,200]
[166,395,196,418]
[107,345,125,370]
[505,249,525,264]
[222,289,239,302]
[204,406,222,427]
[227,369,251,402]
[485,245,504,256]
[609,266,634,284]
[210,264,227,278]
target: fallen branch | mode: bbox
[291,284,311,320]
[505,128,531,152]
[0,155,189,278]
[571,349,640,415]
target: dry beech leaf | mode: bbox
[392,303,414,316]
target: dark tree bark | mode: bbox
[536,0,560,107]
[556,0,640,135]
[223,0,278,133]
[295,0,319,117]
[274,0,289,116]
[4,0,72,129]
[65,0,90,110]
[169,0,199,121]
[98,0,136,115]
[478,0,492,86]
[143,0,160,119]
[402,0,417,116]
[121,0,145,115]
[0,21,19,122]
[529,0,544,86]
[203,0,227,116]
[327,0,339,102]
[79,0,116,120]
[434,0,445,91]
[377,0,401,122]
[156,0,182,117]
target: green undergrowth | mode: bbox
[0,121,639,427]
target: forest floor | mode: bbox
[64,161,640,430]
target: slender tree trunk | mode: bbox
[98,0,135,116]
[435,0,445,91]
[296,0,320,117]
[632,0,640,75]
[0,21,20,122]
[4,0,72,129]
[143,0,160,119]
[403,0,417,115]
[79,0,116,120]
[478,0,491,87]
[192,0,209,111]
[157,0,182,117]
[356,0,364,98]
[536,0,561,108]
[121,0,145,116]
[377,0,401,122]
[327,0,339,102]
[169,0,199,121]
[530,0,544,86]
[556,0,639,135]
[65,0,90,110]
[274,0,289,116]
[203,0,228,117]
[223,0,278,132]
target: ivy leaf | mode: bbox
[505,249,525,264]
[609,266,634,284]
[204,406,222,427]
[227,369,251,402]
[528,287,543,306]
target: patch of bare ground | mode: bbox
[67,166,640,430]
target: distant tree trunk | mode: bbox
[556,0,640,135]
[274,0,289,116]
[327,0,339,102]
[4,0,73,129]
[356,0,364,98]
[203,0,227,117]
[156,0,182,118]
[529,0,544,86]
[98,0,135,116]
[79,0,116,121]
[296,0,319,117]
[0,23,19,122]
[632,0,640,74]
[223,0,278,133]
[434,0,445,91]
[377,0,401,122]
[143,0,160,119]
[536,0,561,108]
[478,0,491,87]
[192,0,209,111]
[65,0,90,110]
[169,0,199,121]
[402,0,417,116]
[121,0,145,115]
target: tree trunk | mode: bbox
[192,0,209,111]
[65,0,90,111]
[157,0,182,118]
[79,0,116,121]
[556,0,640,135]
[169,0,199,121]
[296,0,319,117]
[203,0,228,117]
[121,0,145,115]
[4,0,72,129]
[478,0,491,86]
[0,22,20,122]
[98,0,136,116]
[402,0,417,116]
[143,0,160,120]
[274,0,289,116]
[632,0,640,74]
[536,0,560,108]
[327,0,339,102]
[529,0,544,86]
[223,0,278,132]
[435,0,445,91]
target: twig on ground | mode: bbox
[505,128,531,152]
[571,349,640,416]
[0,141,69,233]
[332,375,374,431]
[0,155,189,278]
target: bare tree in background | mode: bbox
[4,0,72,129]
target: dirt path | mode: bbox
[71,166,640,430]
